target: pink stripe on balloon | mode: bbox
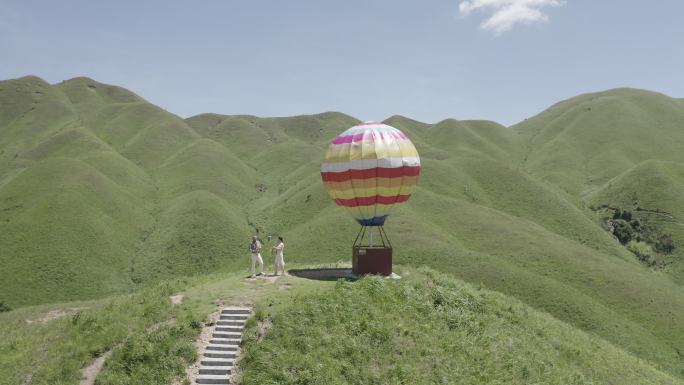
[332,131,407,144]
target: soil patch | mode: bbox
[25,307,89,324]
[279,283,293,290]
[256,317,273,341]
[170,293,184,305]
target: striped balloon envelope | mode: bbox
[321,122,421,226]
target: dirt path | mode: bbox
[79,351,111,385]
[186,307,221,383]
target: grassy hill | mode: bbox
[0,76,254,306]
[1,266,681,385]
[242,269,681,385]
[1,76,683,379]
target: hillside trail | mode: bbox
[183,268,350,384]
[188,307,252,384]
[79,351,111,385]
[187,275,291,384]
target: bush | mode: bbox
[612,220,634,244]
[612,209,632,221]
[655,235,675,253]
[0,302,11,312]
[627,241,655,266]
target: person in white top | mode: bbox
[272,236,285,276]
[249,235,264,278]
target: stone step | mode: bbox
[215,326,243,333]
[220,314,248,321]
[201,357,235,366]
[194,306,250,384]
[217,320,245,326]
[204,350,237,359]
[209,338,241,345]
[199,366,232,376]
[196,374,230,384]
[212,332,242,339]
[205,344,238,352]
[221,308,251,315]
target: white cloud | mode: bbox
[459,0,565,34]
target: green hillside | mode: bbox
[0,76,253,306]
[514,88,684,283]
[1,267,681,385]
[242,269,681,385]
[1,76,683,379]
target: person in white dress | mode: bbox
[272,236,285,276]
[249,235,264,278]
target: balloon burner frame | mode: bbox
[352,226,392,276]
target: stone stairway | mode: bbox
[196,307,252,384]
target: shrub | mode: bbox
[627,241,655,266]
[0,302,11,312]
[612,220,633,244]
[655,235,675,253]
[612,209,632,221]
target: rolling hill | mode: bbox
[0,76,683,379]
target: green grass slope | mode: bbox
[0,76,255,306]
[0,157,153,304]
[514,88,684,283]
[241,269,681,385]
[132,191,252,283]
[515,88,684,197]
[587,160,684,278]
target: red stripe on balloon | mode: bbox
[321,166,421,182]
[334,194,412,207]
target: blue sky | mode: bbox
[1,0,683,125]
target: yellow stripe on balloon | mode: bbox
[324,140,419,163]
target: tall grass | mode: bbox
[239,269,681,385]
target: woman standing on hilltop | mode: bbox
[272,236,286,276]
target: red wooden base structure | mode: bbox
[352,246,392,276]
[352,226,393,276]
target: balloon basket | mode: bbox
[352,226,393,276]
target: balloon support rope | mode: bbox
[353,226,392,248]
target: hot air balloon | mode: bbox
[321,122,421,275]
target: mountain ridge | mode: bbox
[1,75,683,378]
